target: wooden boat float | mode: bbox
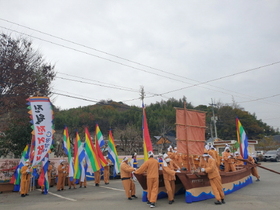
[135,105,254,203]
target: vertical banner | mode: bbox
[27,96,54,167]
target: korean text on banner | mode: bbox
[28,97,54,166]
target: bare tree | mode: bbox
[114,124,142,155]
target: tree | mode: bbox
[114,124,142,155]
[257,136,280,151]
[0,33,56,157]
[0,33,56,114]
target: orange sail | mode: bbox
[175,108,206,155]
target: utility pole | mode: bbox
[140,86,145,105]
[209,98,218,139]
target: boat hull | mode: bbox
[135,166,253,203]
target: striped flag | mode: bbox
[236,117,249,159]
[107,130,120,176]
[142,103,153,161]
[38,155,50,194]
[95,124,108,167]
[84,127,101,172]
[62,126,74,181]
[74,131,85,179]
[10,145,30,191]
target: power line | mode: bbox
[2,21,279,102]
[160,61,280,95]
[238,93,280,104]
[0,25,194,85]
[1,24,280,108]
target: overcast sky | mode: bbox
[1,0,279,131]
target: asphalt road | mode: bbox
[1,162,280,210]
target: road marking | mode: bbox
[37,189,77,201]
[100,186,124,192]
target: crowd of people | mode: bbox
[120,144,260,208]
[19,155,113,197]
[19,145,260,208]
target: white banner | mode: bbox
[29,97,53,166]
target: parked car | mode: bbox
[263,150,280,162]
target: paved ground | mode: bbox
[1,162,280,210]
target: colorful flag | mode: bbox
[38,155,50,194]
[80,158,87,182]
[62,126,74,181]
[107,129,120,176]
[27,96,54,167]
[74,131,85,179]
[84,127,101,172]
[95,124,108,167]
[236,117,249,159]
[142,103,153,161]
[10,145,30,191]
[96,124,106,149]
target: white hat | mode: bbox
[163,154,169,159]
[167,145,172,152]
[224,147,231,152]
[235,152,239,155]
[134,152,137,156]
[122,157,128,162]
[25,159,30,163]
[59,160,64,163]
[158,153,163,157]
[148,151,154,158]
[202,153,210,157]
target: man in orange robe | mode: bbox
[94,170,100,186]
[57,160,66,191]
[67,162,76,190]
[234,152,244,167]
[208,146,221,168]
[104,156,112,185]
[47,161,53,186]
[120,157,137,200]
[222,147,236,172]
[162,154,178,204]
[20,160,31,197]
[247,155,260,181]
[135,151,159,208]
[201,153,225,205]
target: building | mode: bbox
[206,138,258,156]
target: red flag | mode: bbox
[142,104,153,161]
[9,175,15,184]
[38,169,45,186]
[95,135,108,167]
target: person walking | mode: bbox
[135,151,159,208]
[162,154,179,204]
[120,157,137,200]
[201,153,225,205]
[57,160,66,191]
[104,155,112,185]
[20,160,31,197]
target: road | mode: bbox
[1,162,280,210]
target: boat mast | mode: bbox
[183,102,191,171]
